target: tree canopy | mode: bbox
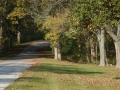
[0,0,120,68]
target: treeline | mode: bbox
[0,0,45,54]
[0,0,120,68]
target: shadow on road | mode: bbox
[0,40,50,90]
[8,41,51,61]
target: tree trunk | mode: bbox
[105,50,108,66]
[96,29,106,66]
[86,42,90,63]
[77,37,81,52]
[0,20,3,54]
[57,46,61,60]
[54,42,61,60]
[114,42,120,68]
[17,31,20,44]
[90,37,96,62]
[54,46,58,60]
[103,22,120,68]
[115,22,120,68]
[99,29,106,66]
[0,21,2,36]
[95,42,98,63]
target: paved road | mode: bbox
[0,41,50,90]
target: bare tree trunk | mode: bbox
[96,29,106,66]
[57,45,61,60]
[99,29,105,66]
[114,23,120,68]
[17,31,20,44]
[114,42,120,68]
[54,46,58,60]
[54,42,61,60]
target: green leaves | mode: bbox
[72,0,120,30]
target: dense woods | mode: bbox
[0,0,120,68]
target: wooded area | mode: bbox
[0,0,120,68]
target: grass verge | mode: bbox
[5,47,120,90]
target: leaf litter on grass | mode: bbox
[5,58,120,90]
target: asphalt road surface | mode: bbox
[0,40,50,90]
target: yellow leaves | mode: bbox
[7,14,19,24]
[76,21,79,25]
[43,15,63,42]
[12,21,18,24]
[7,0,26,24]
[87,23,93,30]
[43,9,70,30]
[16,0,25,7]
[109,3,112,7]
[43,9,70,46]
[7,7,26,24]
[45,31,60,41]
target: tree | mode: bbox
[92,0,120,68]
[70,0,107,65]
[103,22,120,68]
[71,0,120,68]
[25,0,74,60]
[43,9,70,60]
[0,0,16,52]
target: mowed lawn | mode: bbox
[5,48,120,90]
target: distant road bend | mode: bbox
[0,40,50,90]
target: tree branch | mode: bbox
[26,0,65,21]
[102,24,118,42]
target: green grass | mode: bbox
[5,59,120,90]
[5,47,120,90]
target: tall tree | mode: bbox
[71,0,120,68]
[43,9,70,60]
[92,0,120,68]
[26,0,74,60]
[70,0,107,65]
[0,0,16,51]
